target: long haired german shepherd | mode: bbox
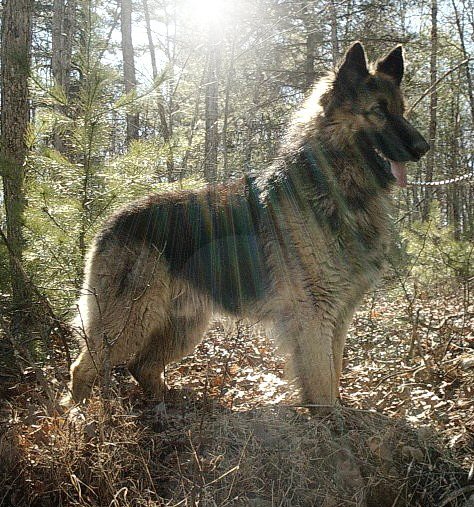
[67,42,429,406]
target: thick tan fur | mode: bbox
[67,43,428,406]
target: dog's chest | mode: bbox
[270,190,391,290]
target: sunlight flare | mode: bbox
[184,0,230,29]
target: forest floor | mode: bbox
[0,279,473,506]
[166,281,474,457]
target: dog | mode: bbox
[66,42,429,406]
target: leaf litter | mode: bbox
[0,280,473,506]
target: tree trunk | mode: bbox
[143,0,175,180]
[452,0,474,125]
[52,0,76,153]
[204,47,219,183]
[422,0,438,220]
[329,0,340,66]
[52,0,75,94]
[222,38,235,177]
[301,1,319,90]
[468,186,474,239]
[1,0,33,323]
[450,88,461,239]
[121,0,139,143]
[182,65,206,176]
[143,0,157,78]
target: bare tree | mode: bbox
[143,0,175,180]
[121,0,139,143]
[329,0,340,66]
[222,38,235,177]
[143,0,158,79]
[1,0,33,325]
[423,0,438,220]
[301,1,320,90]
[52,0,76,153]
[52,0,76,95]
[452,0,474,125]
[204,44,219,183]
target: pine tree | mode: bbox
[1,0,34,329]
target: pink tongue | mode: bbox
[390,160,407,187]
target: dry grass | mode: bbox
[0,393,471,507]
[1,284,473,506]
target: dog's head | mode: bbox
[325,42,430,187]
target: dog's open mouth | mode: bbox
[389,160,407,187]
[374,149,407,188]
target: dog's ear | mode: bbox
[376,45,404,85]
[335,42,369,92]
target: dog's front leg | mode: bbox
[277,312,339,405]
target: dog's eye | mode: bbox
[370,105,385,118]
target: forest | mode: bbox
[0,0,473,505]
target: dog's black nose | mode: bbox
[412,138,430,157]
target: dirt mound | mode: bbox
[1,398,471,506]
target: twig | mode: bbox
[407,308,421,361]
[374,365,426,389]
[439,485,474,507]
[418,311,472,331]
[407,58,472,115]
[0,315,59,414]
[0,226,72,368]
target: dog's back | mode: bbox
[65,42,429,407]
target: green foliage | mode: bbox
[0,243,10,295]
[402,206,474,287]
[2,0,473,312]
[105,140,205,201]
[25,136,205,311]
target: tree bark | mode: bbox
[121,0,139,143]
[143,0,157,79]
[182,65,206,176]
[452,0,474,126]
[329,0,340,66]
[422,0,438,220]
[301,1,319,90]
[204,46,219,183]
[143,0,175,180]
[1,0,33,321]
[448,90,461,239]
[52,0,76,153]
[222,38,235,177]
[52,0,75,94]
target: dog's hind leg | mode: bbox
[67,246,173,404]
[127,330,168,399]
[68,348,98,404]
[297,327,338,405]
[127,300,211,399]
[68,293,168,403]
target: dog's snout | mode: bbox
[413,137,430,157]
[398,116,431,160]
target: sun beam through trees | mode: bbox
[0,0,473,506]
